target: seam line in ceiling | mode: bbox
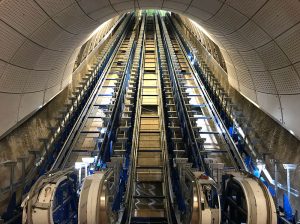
[0,19,66,53]
[222,21,300,53]
[32,0,79,36]
[223,0,270,36]
[183,0,193,12]
[0,58,57,71]
[108,0,118,14]
[74,0,99,22]
[203,0,227,22]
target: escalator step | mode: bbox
[130,217,168,224]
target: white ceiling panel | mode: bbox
[23,71,49,92]
[53,4,96,34]
[201,18,234,35]
[0,0,300,138]
[257,92,282,122]
[225,0,267,18]
[239,50,266,72]
[30,20,65,49]
[213,4,248,33]
[185,7,212,21]
[67,49,81,65]
[46,69,64,88]
[223,32,252,51]
[229,51,247,70]
[52,50,76,68]
[294,62,300,76]
[44,85,61,103]
[36,0,75,17]
[226,63,240,90]
[253,0,300,38]
[256,41,290,70]
[10,40,45,69]
[110,0,133,3]
[138,0,163,9]
[35,50,63,70]
[0,0,48,36]
[78,0,110,15]
[162,1,187,12]
[236,69,254,89]
[238,21,271,49]
[281,94,300,137]
[113,1,135,12]
[89,6,118,21]
[18,91,44,120]
[228,76,239,91]
[271,66,300,94]
[0,61,7,79]
[61,75,72,89]
[219,49,234,64]
[48,33,81,50]
[0,65,30,93]
[67,17,99,34]
[251,71,277,94]
[276,23,300,64]
[0,21,25,61]
[190,0,223,15]
[0,93,21,136]
[239,84,257,103]
[63,62,75,76]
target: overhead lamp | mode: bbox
[75,162,85,183]
[256,159,266,171]
[283,163,298,200]
[82,157,95,177]
[82,157,95,164]
[289,129,295,136]
[75,162,84,169]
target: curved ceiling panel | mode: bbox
[0,0,299,138]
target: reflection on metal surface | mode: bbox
[223,172,277,224]
[22,168,78,224]
[180,171,221,224]
[78,170,113,224]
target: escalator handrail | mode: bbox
[158,16,208,173]
[154,14,178,224]
[167,15,247,171]
[122,14,146,224]
[51,14,134,170]
[94,15,138,167]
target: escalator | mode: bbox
[22,12,278,224]
[127,14,170,224]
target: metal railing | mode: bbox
[0,13,132,223]
[159,16,207,173]
[122,14,146,223]
[166,15,247,171]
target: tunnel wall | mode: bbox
[0,0,299,217]
[0,0,122,138]
[1,0,300,139]
[1,0,300,140]
[0,17,119,214]
[176,16,300,213]
[175,1,300,139]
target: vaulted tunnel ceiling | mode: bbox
[0,0,300,138]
